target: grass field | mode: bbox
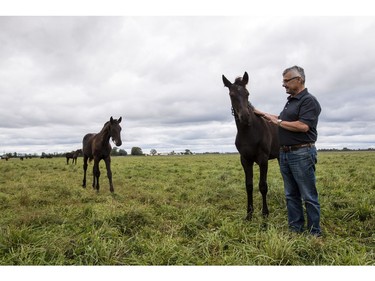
[0,152,374,265]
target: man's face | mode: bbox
[282,71,301,96]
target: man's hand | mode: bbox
[263,113,279,125]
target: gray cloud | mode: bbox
[1,16,375,155]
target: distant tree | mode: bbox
[111,147,119,156]
[169,150,176,155]
[184,149,193,155]
[118,149,127,156]
[131,147,143,156]
[150,149,157,156]
[112,147,128,156]
[40,152,52,158]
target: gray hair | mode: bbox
[283,65,305,84]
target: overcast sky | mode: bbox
[1,14,375,155]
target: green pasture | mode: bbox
[0,152,374,265]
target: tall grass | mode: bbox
[0,152,374,265]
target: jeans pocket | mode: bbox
[293,148,317,171]
[311,152,317,164]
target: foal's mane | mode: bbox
[234,77,247,87]
[231,78,265,119]
[98,118,121,135]
[99,121,111,134]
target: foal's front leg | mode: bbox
[104,156,114,192]
[259,161,269,217]
[241,156,254,220]
[92,158,100,191]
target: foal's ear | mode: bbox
[110,116,114,124]
[242,72,249,85]
[222,75,232,88]
[118,117,122,123]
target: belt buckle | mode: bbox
[281,146,291,152]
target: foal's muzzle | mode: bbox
[112,138,122,146]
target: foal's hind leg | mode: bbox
[82,156,88,188]
[259,161,270,217]
[104,157,114,192]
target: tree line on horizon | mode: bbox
[1,147,196,159]
[1,147,374,160]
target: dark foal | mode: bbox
[66,152,74,164]
[222,72,279,220]
[72,149,82,164]
[66,149,82,165]
[82,117,122,192]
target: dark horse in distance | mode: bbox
[66,149,82,165]
[222,72,279,220]
[82,116,122,192]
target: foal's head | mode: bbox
[109,116,122,146]
[222,72,252,125]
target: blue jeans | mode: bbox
[279,146,321,235]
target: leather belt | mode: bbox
[280,143,315,152]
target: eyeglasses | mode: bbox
[282,76,300,84]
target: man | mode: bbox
[262,65,322,236]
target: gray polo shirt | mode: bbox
[278,88,321,146]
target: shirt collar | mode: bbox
[287,88,308,101]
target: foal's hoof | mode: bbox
[262,212,269,218]
[244,213,253,221]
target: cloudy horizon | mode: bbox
[1,16,375,155]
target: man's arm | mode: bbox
[263,113,309,132]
